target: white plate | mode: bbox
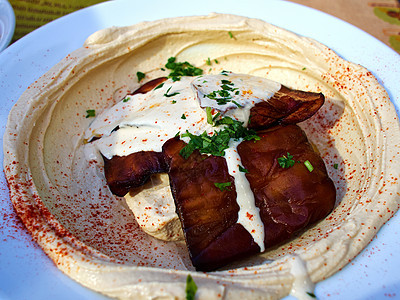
[0,0,399,299]
[0,0,15,51]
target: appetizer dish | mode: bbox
[94,71,336,272]
[3,13,400,300]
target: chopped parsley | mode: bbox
[221,70,231,76]
[164,57,203,81]
[164,86,180,97]
[154,82,164,90]
[171,100,177,104]
[277,152,295,168]
[122,96,131,102]
[206,107,213,124]
[204,79,241,107]
[85,109,96,118]
[205,57,219,66]
[185,275,197,300]
[304,160,314,172]
[228,31,234,39]
[277,154,314,172]
[179,116,260,159]
[214,182,232,191]
[239,165,249,173]
[136,71,145,82]
[181,113,187,119]
[306,292,316,298]
[302,67,307,71]
[333,163,338,169]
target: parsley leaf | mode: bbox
[214,182,232,191]
[165,57,203,81]
[277,152,295,168]
[204,79,240,107]
[306,292,316,298]
[181,114,187,119]
[304,160,314,172]
[221,70,231,76]
[85,109,96,118]
[154,82,164,90]
[206,107,213,125]
[185,275,197,300]
[239,165,249,173]
[179,117,260,159]
[136,71,145,82]
[164,86,180,97]
[333,163,338,169]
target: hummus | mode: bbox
[3,13,400,299]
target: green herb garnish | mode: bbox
[333,163,338,169]
[122,96,131,103]
[239,165,249,173]
[206,107,213,124]
[181,114,187,119]
[136,71,145,82]
[221,70,231,76]
[304,160,314,172]
[179,117,260,159]
[154,82,164,90]
[165,57,203,81]
[228,31,234,39]
[277,152,295,168]
[85,109,96,118]
[171,100,177,104]
[164,86,180,97]
[214,182,232,191]
[206,57,212,66]
[204,79,241,107]
[306,292,316,298]
[185,275,197,300]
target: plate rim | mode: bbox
[0,1,399,299]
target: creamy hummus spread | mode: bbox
[3,13,400,300]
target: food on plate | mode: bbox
[4,13,400,300]
[97,70,336,271]
[163,124,336,271]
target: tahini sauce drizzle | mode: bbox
[224,139,265,252]
[84,73,281,250]
[288,255,316,300]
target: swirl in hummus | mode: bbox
[3,13,400,300]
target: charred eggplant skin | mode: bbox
[238,125,336,248]
[101,77,335,271]
[248,85,325,129]
[162,125,335,271]
[103,151,168,197]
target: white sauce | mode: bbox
[84,73,281,250]
[288,255,316,300]
[224,139,265,251]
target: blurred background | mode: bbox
[4,0,400,53]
